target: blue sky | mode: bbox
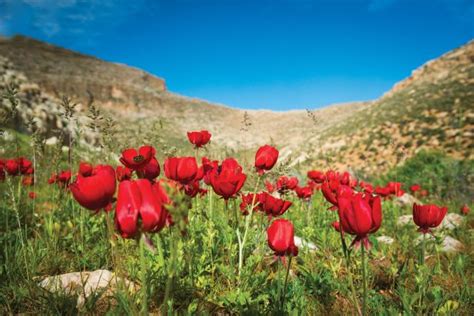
[0,0,473,110]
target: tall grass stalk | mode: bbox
[237,176,261,279]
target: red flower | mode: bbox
[70,164,116,211]
[267,219,298,257]
[140,157,161,181]
[460,204,470,215]
[419,189,429,197]
[28,191,37,199]
[321,177,348,209]
[164,157,199,185]
[115,179,168,238]
[264,180,275,193]
[239,193,263,215]
[413,203,447,234]
[276,176,299,193]
[116,166,133,182]
[410,184,421,193]
[47,173,57,184]
[22,176,34,186]
[5,159,19,175]
[388,182,404,197]
[307,170,325,183]
[183,181,205,198]
[359,181,374,194]
[260,192,292,217]
[331,221,341,232]
[57,170,72,186]
[79,162,93,176]
[375,182,404,198]
[18,157,33,175]
[337,192,382,249]
[209,158,246,200]
[187,130,211,148]
[254,145,279,175]
[120,145,155,170]
[295,186,313,200]
[202,157,218,185]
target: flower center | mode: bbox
[133,155,144,163]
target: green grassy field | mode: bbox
[0,128,473,315]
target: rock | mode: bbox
[397,215,413,226]
[394,193,421,207]
[376,235,394,245]
[441,236,464,253]
[294,236,318,251]
[38,269,137,308]
[440,213,464,230]
[45,136,58,146]
[415,235,464,253]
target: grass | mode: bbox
[0,129,473,315]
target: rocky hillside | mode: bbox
[308,40,474,175]
[0,35,473,175]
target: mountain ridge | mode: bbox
[0,35,472,175]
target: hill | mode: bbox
[0,35,472,175]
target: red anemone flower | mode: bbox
[17,157,33,175]
[209,158,246,200]
[22,176,34,186]
[460,204,470,215]
[140,157,161,181]
[187,130,211,148]
[413,203,447,234]
[116,165,133,182]
[295,186,313,200]
[239,193,263,215]
[5,159,19,175]
[202,157,218,185]
[276,176,299,193]
[70,164,116,212]
[120,145,155,170]
[410,184,421,193]
[115,179,168,238]
[267,219,298,257]
[259,192,292,217]
[57,170,72,187]
[254,145,279,175]
[164,156,199,185]
[337,192,382,249]
[307,170,325,183]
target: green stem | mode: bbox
[420,233,426,265]
[238,176,261,278]
[163,229,176,314]
[139,238,148,315]
[339,231,361,316]
[280,256,293,311]
[361,245,368,316]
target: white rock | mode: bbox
[441,236,464,253]
[397,215,413,226]
[376,235,394,245]
[415,235,464,253]
[294,236,318,251]
[45,136,58,146]
[440,213,464,230]
[38,269,137,308]
[395,193,421,207]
